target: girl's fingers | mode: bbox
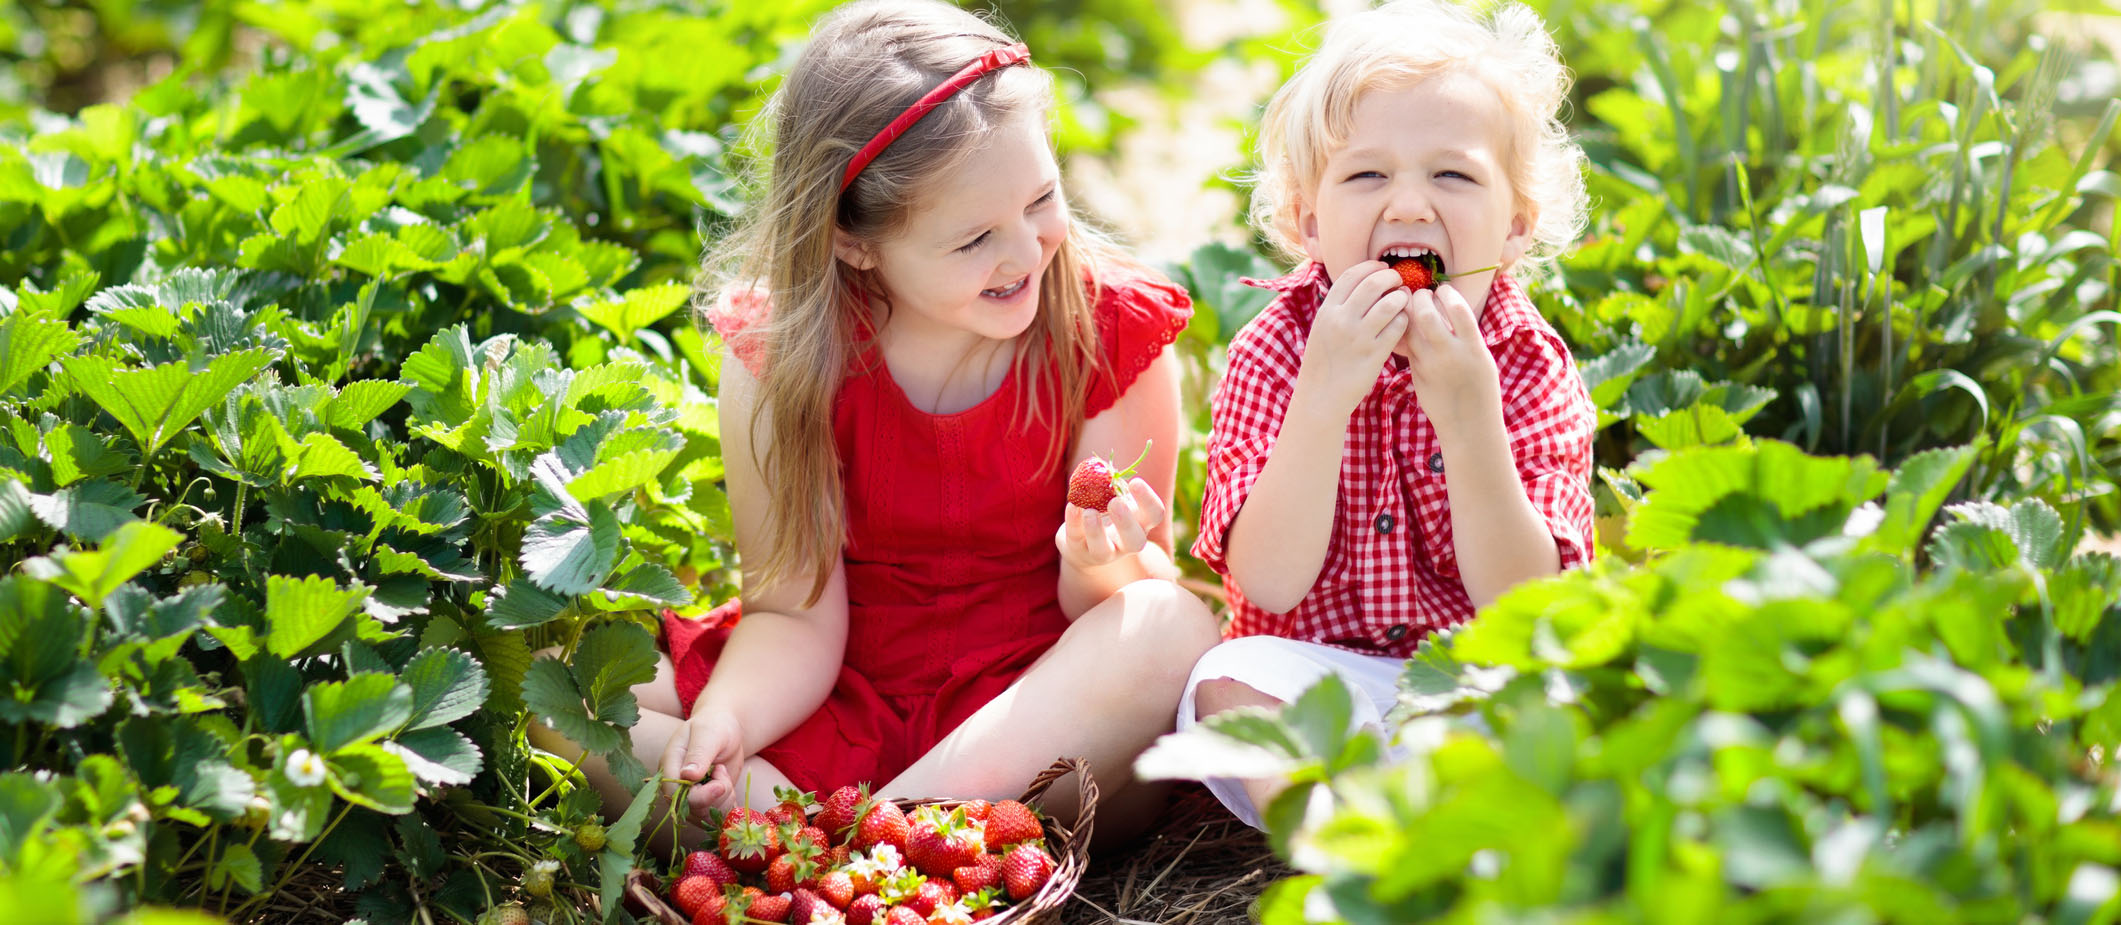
[1060,504,1086,548]
[1123,477,1167,527]
[1079,505,1115,561]
[1108,494,1150,552]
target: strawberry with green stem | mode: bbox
[1066,442,1151,513]
[1384,251,1497,292]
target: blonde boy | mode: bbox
[1183,0,1596,826]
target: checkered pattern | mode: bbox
[1191,261,1596,658]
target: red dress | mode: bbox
[663,275,1192,793]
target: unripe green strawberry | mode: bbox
[486,903,530,925]
[524,860,559,898]
[574,821,607,853]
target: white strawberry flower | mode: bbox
[869,844,905,870]
[285,748,327,788]
[929,901,975,925]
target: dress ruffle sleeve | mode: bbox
[706,288,773,379]
[1083,274,1194,418]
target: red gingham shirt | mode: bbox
[1192,261,1596,658]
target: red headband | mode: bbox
[839,43,1032,192]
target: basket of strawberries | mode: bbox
[626,757,1095,924]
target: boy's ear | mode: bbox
[1295,196,1327,265]
[1501,206,1536,268]
[833,230,878,271]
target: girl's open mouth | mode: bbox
[982,277,1029,299]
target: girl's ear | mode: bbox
[833,230,878,271]
[1501,206,1536,268]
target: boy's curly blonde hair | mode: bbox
[1250,0,1587,276]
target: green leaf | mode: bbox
[0,481,32,540]
[566,447,678,502]
[520,503,622,595]
[522,657,622,755]
[207,842,263,894]
[400,647,489,731]
[485,578,571,630]
[285,433,378,482]
[265,574,371,658]
[19,520,181,609]
[1870,445,1978,555]
[579,283,691,340]
[60,349,278,457]
[596,563,692,608]
[328,380,413,431]
[0,316,80,396]
[42,423,132,486]
[601,776,662,924]
[385,727,483,786]
[0,774,62,867]
[305,673,415,754]
[26,478,144,541]
[325,742,415,814]
[1635,404,1742,449]
[1132,723,1302,781]
[1284,674,1357,763]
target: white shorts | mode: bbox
[1175,635,1407,828]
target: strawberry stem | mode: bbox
[1113,440,1152,481]
[1439,263,1499,281]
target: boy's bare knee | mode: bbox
[1194,677,1279,720]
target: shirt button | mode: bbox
[1375,513,1394,534]
[1427,452,1445,473]
[1386,623,1410,642]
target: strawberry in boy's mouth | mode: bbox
[1380,247,1445,291]
[982,276,1030,300]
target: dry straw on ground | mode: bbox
[1058,784,1291,925]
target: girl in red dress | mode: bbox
[530,0,1220,847]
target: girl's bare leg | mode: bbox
[881,579,1220,850]
[525,652,796,857]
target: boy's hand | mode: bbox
[1297,261,1411,416]
[661,709,744,818]
[1056,477,1165,570]
[1400,285,1501,435]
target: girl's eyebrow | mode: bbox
[936,180,1058,245]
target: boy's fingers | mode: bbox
[1436,285,1481,341]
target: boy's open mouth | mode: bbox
[1378,247,1443,278]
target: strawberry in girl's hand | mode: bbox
[1001,844,1056,900]
[1066,443,1150,512]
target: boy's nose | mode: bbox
[1383,179,1436,224]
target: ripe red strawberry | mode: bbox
[787,888,827,925]
[772,786,814,827]
[819,870,857,910]
[1389,253,1440,291]
[1064,443,1146,512]
[720,808,784,875]
[816,785,867,844]
[750,891,793,923]
[903,879,955,916]
[958,800,990,821]
[1002,844,1055,900]
[766,852,804,895]
[885,907,924,925]
[981,802,1041,852]
[951,855,1002,894]
[672,875,722,916]
[689,888,728,925]
[685,850,741,886]
[852,798,909,851]
[847,894,886,925]
[906,820,974,878]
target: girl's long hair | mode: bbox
[697,0,1125,606]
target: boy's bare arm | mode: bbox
[1225,263,1409,613]
[1222,388,1354,613]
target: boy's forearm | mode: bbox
[1057,542,1178,619]
[695,610,845,754]
[1436,407,1561,607]
[1223,390,1348,614]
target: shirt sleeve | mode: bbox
[706,288,772,379]
[1083,275,1194,418]
[1190,311,1303,573]
[1495,329,1598,569]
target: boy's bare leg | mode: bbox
[881,580,1221,850]
[1191,677,1292,816]
[525,653,797,857]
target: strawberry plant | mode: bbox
[1141,438,2121,922]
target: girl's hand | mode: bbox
[1296,261,1411,416]
[1399,285,1501,435]
[660,710,745,819]
[1056,477,1166,570]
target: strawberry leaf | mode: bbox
[303,672,413,753]
[399,647,488,732]
[265,574,371,659]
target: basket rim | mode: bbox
[622,756,1097,925]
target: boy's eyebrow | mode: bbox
[1334,144,1489,163]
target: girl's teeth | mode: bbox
[984,279,1026,298]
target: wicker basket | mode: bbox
[624,756,1096,924]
